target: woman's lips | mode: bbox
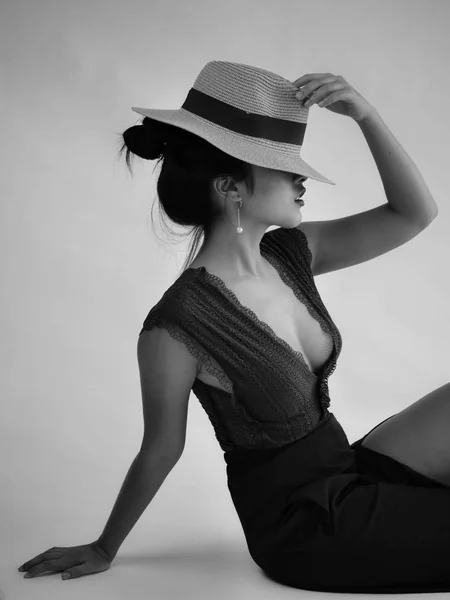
[294,193,305,206]
[294,187,306,200]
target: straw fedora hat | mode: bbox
[131,60,336,186]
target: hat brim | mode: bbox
[131,106,336,186]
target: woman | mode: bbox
[19,61,450,593]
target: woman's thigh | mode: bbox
[352,382,450,487]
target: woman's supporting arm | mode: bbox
[95,448,181,561]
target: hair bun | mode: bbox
[123,118,167,160]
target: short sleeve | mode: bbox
[140,307,234,395]
[261,226,313,274]
[140,311,205,375]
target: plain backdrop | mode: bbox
[2,0,449,599]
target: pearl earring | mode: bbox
[236,198,243,234]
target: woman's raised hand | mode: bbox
[18,541,112,580]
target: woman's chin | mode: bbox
[293,206,304,220]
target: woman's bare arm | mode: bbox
[96,326,198,560]
[95,448,181,561]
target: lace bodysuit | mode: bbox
[139,227,343,452]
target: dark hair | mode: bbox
[118,117,255,274]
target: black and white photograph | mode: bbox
[4,0,450,597]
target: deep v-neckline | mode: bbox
[185,248,335,379]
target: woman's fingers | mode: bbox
[23,558,68,578]
[18,548,62,572]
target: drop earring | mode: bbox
[236,197,243,234]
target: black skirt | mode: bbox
[224,411,450,593]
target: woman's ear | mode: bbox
[213,175,239,198]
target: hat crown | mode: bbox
[192,61,307,124]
